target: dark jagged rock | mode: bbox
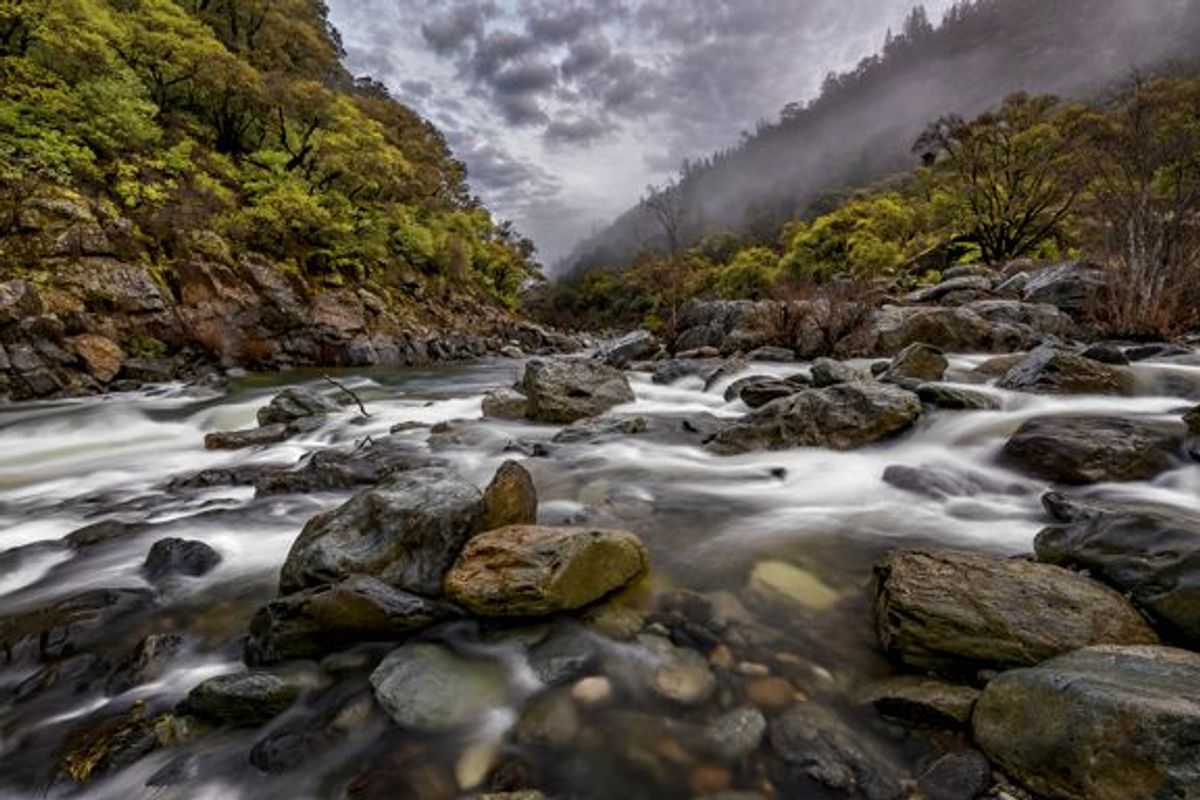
[143,538,221,579]
[279,467,485,596]
[973,645,1200,800]
[905,275,994,304]
[737,377,806,408]
[0,588,156,666]
[519,358,635,423]
[599,330,658,368]
[203,424,289,450]
[872,549,1157,677]
[1081,342,1130,365]
[917,751,991,800]
[768,704,905,800]
[244,576,457,665]
[179,671,299,726]
[1001,415,1188,484]
[997,345,1135,395]
[1019,261,1105,313]
[707,382,921,455]
[105,634,184,695]
[1036,493,1200,647]
[256,387,340,427]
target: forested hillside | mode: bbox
[564,0,1200,273]
[0,0,544,398]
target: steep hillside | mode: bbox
[565,0,1200,272]
[0,0,547,400]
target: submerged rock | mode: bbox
[1035,494,1200,648]
[872,549,1157,677]
[369,643,508,730]
[707,382,921,455]
[913,383,999,410]
[245,576,457,665]
[204,424,290,450]
[180,671,299,726]
[973,645,1200,800]
[639,633,717,706]
[552,415,648,443]
[1001,415,1188,484]
[768,704,904,800]
[0,588,156,666]
[997,345,1134,395]
[142,538,221,580]
[279,466,485,596]
[747,560,840,612]
[444,525,649,616]
[519,358,635,423]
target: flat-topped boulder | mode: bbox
[707,382,921,455]
[872,549,1157,677]
[444,525,649,616]
[1001,415,1188,484]
[519,358,635,423]
[973,645,1200,800]
[880,342,948,383]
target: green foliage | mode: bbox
[716,247,779,299]
[0,0,538,305]
[780,193,934,278]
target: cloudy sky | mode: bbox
[327,0,957,265]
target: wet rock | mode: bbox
[704,707,767,761]
[600,330,658,368]
[481,460,538,531]
[0,588,155,665]
[744,677,800,712]
[857,676,979,729]
[917,750,991,800]
[64,520,151,548]
[768,704,904,800]
[914,383,999,410]
[738,378,804,408]
[180,671,299,726]
[250,438,442,496]
[639,634,717,706]
[707,382,922,455]
[143,538,221,579]
[811,358,871,387]
[746,346,796,362]
[571,675,614,707]
[1185,405,1200,435]
[482,388,530,420]
[1035,495,1200,647]
[204,423,289,450]
[58,702,162,784]
[528,624,604,685]
[105,634,184,695]
[256,387,339,427]
[1080,342,1130,365]
[444,525,649,616]
[906,275,995,304]
[973,645,1200,800]
[67,333,123,383]
[997,345,1134,395]
[369,643,508,730]
[872,549,1158,677]
[515,689,581,748]
[882,464,1023,501]
[867,305,997,355]
[964,299,1075,338]
[552,415,648,443]
[249,730,327,774]
[653,358,715,385]
[245,576,457,665]
[880,343,948,383]
[1126,342,1192,361]
[279,467,485,596]
[747,560,840,612]
[1019,261,1105,313]
[1001,415,1188,484]
[702,357,748,391]
[519,358,635,423]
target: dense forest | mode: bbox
[0,0,538,307]
[562,0,1200,275]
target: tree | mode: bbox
[914,93,1088,264]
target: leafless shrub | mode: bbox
[757,277,881,357]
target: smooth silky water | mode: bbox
[0,354,1198,799]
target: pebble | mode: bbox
[744,677,798,712]
[571,676,614,707]
[456,740,500,790]
[736,662,770,677]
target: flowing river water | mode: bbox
[1,352,1198,799]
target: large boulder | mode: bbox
[1001,415,1189,484]
[1019,261,1105,313]
[707,382,921,455]
[905,275,994,304]
[963,299,1075,339]
[997,346,1135,396]
[278,467,485,596]
[244,576,457,665]
[973,645,1200,800]
[872,550,1157,677]
[599,330,658,368]
[880,343,948,383]
[519,358,635,423]
[1036,494,1200,647]
[444,525,649,616]
[369,643,509,731]
[865,305,996,355]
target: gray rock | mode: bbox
[769,704,904,800]
[707,382,921,455]
[866,305,997,355]
[882,464,1023,501]
[653,358,715,385]
[1020,261,1105,313]
[705,706,767,761]
[257,387,339,427]
[279,467,485,596]
[1081,342,1130,365]
[1001,415,1188,484]
[997,345,1135,395]
[180,671,299,726]
[0,280,43,327]
[905,275,994,304]
[520,358,635,423]
[963,299,1075,338]
[638,634,717,706]
[917,751,991,800]
[881,343,948,383]
[600,330,658,368]
[244,576,457,665]
[105,634,184,695]
[746,346,796,362]
[528,624,604,685]
[1036,493,1200,648]
[738,377,805,409]
[552,415,648,443]
[482,388,529,420]
[914,383,1000,410]
[143,538,221,579]
[811,358,871,387]
[0,588,156,665]
[1184,405,1200,435]
[369,643,508,730]
[204,424,290,450]
[973,645,1200,800]
[872,549,1158,677]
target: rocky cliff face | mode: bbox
[0,195,564,401]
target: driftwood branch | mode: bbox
[322,373,370,418]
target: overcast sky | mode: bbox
[327,0,957,265]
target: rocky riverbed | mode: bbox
[2,282,1200,798]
